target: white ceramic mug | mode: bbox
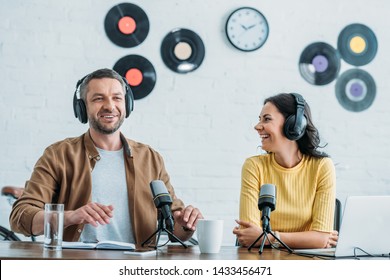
[196,219,224,253]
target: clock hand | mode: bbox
[240,24,248,31]
[246,24,257,30]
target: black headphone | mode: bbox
[283,93,307,141]
[73,75,134,124]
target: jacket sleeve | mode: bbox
[9,145,59,236]
[151,148,185,212]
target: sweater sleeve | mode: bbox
[239,157,261,227]
[310,157,336,232]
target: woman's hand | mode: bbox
[326,230,338,248]
[232,219,263,247]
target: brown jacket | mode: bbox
[9,131,184,245]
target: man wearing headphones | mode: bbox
[233,93,338,249]
[10,68,203,246]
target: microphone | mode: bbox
[258,184,276,231]
[150,180,175,232]
[249,184,291,253]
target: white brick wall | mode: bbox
[1,0,389,245]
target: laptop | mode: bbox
[294,195,390,258]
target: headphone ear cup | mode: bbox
[73,76,89,124]
[74,98,88,124]
[124,86,134,118]
[283,115,307,141]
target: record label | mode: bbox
[312,55,328,73]
[118,16,136,35]
[337,23,378,66]
[104,3,149,48]
[174,42,192,60]
[335,69,376,112]
[113,55,156,100]
[299,42,341,85]
[125,68,143,87]
[161,28,205,74]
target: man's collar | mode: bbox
[84,130,132,158]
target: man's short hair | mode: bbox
[79,68,126,101]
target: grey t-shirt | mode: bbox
[80,148,135,243]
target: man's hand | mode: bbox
[65,202,114,228]
[173,205,203,231]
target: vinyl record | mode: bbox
[104,3,149,48]
[335,68,376,112]
[299,42,341,85]
[113,55,156,100]
[337,23,377,66]
[161,28,205,74]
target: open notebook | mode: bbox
[294,195,390,258]
[62,240,135,250]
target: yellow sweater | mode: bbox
[240,153,336,233]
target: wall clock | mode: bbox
[225,7,269,52]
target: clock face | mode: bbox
[226,7,269,52]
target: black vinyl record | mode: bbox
[335,68,376,112]
[104,3,149,48]
[113,55,156,100]
[161,28,205,74]
[299,42,341,85]
[337,23,377,66]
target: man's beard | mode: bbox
[88,115,124,135]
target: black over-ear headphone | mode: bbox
[73,75,134,124]
[283,93,307,141]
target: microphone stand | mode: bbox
[248,216,292,254]
[141,210,188,249]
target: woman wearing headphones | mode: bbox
[233,93,338,249]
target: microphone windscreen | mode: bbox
[259,184,276,198]
[258,184,276,211]
[150,180,169,196]
[150,180,172,208]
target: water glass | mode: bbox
[44,203,64,250]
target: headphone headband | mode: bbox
[291,93,305,108]
[283,93,307,140]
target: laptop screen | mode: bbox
[294,195,390,259]
[334,195,390,257]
